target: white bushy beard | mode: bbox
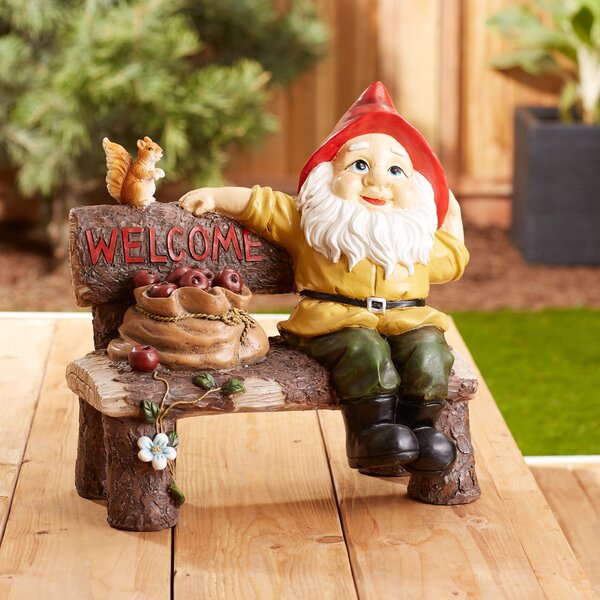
[296,162,437,278]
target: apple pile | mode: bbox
[131,266,244,298]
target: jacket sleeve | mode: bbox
[236,185,300,249]
[429,229,470,284]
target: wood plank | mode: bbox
[377,0,442,148]
[0,319,172,599]
[438,0,461,186]
[0,318,55,541]
[173,410,357,599]
[574,464,600,513]
[531,464,600,597]
[318,414,546,598]
[446,323,595,599]
[460,0,558,190]
[318,321,595,598]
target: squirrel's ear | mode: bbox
[137,139,146,149]
[143,136,152,143]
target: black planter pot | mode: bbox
[512,106,600,264]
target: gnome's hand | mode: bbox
[440,190,465,243]
[179,186,253,218]
[178,188,216,216]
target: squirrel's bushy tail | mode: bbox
[103,137,132,203]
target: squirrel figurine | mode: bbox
[102,136,165,207]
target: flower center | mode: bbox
[151,445,162,454]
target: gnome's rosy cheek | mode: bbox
[389,177,424,211]
[331,170,363,203]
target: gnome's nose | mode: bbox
[364,166,389,188]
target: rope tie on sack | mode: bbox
[134,305,256,343]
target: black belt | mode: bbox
[300,290,425,314]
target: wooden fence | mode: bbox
[227,0,560,227]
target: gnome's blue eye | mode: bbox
[388,165,406,178]
[348,159,369,173]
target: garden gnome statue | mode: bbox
[179,82,469,477]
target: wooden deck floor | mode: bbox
[0,314,596,599]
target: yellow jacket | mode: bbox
[239,185,470,337]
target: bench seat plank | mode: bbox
[65,338,478,419]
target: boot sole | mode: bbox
[348,450,419,470]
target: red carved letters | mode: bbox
[84,224,264,265]
[167,227,185,262]
[121,227,144,263]
[212,225,243,261]
[188,226,210,261]
[243,228,264,262]
[86,229,119,265]
[149,227,168,263]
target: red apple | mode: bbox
[213,268,243,294]
[179,269,210,290]
[166,265,191,284]
[131,269,160,289]
[199,268,215,286]
[147,283,177,298]
[128,344,160,372]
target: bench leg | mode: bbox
[75,399,107,500]
[407,401,480,504]
[102,415,179,531]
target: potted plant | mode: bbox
[487,0,600,264]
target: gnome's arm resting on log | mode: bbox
[179,186,253,217]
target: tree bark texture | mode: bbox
[102,415,179,531]
[75,399,107,500]
[92,303,131,350]
[407,401,480,504]
[69,203,294,307]
[114,337,336,415]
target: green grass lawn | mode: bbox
[452,309,600,456]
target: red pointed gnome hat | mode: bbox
[297,81,449,227]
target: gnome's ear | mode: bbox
[137,138,146,149]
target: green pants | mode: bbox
[282,326,453,401]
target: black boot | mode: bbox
[396,399,456,477]
[340,395,419,470]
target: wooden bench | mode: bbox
[65,202,480,531]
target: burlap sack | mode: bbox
[107,285,269,369]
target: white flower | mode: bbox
[137,433,177,471]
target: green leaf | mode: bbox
[220,378,246,396]
[486,5,545,34]
[141,399,160,423]
[193,372,216,390]
[559,80,579,120]
[571,6,594,46]
[487,4,577,62]
[168,483,186,507]
[167,431,180,449]
[491,48,559,76]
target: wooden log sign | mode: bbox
[69,202,295,307]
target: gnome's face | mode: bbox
[296,132,438,278]
[330,133,424,212]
